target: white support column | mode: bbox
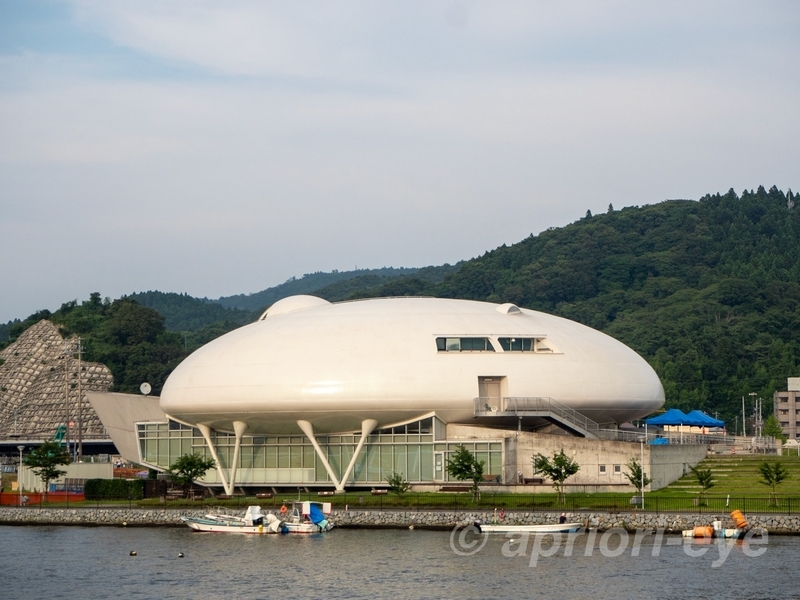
[297,420,341,490]
[229,421,248,495]
[197,423,232,496]
[337,419,378,491]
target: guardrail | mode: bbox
[4,492,799,515]
[474,396,600,437]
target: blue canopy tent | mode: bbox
[644,408,689,426]
[685,410,725,429]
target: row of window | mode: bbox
[598,464,623,475]
[436,337,554,353]
[137,429,502,484]
[143,420,436,444]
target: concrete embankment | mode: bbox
[0,507,796,533]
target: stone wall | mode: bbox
[446,424,707,491]
[0,507,794,533]
[0,320,113,439]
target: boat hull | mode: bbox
[181,517,324,534]
[477,522,582,533]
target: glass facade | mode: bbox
[136,417,503,486]
[436,337,495,352]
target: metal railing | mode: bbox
[4,491,799,515]
[474,396,600,437]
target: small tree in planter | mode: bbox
[624,457,652,502]
[167,453,216,498]
[689,465,714,505]
[446,445,485,499]
[533,449,580,505]
[23,440,70,501]
[386,471,411,495]
[758,460,790,506]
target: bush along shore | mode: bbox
[0,507,791,534]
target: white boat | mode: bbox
[474,520,582,534]
[181,502,334,534]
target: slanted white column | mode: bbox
[337,419,378,491]
[197,423,232,496]
[229,421,248,495]
[297,420,341,489]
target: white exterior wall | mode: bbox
[446,424,705,491]
[20,462,113,492]
[161,296,664,435]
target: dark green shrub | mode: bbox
[84,478,143,500]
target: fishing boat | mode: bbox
[181,502,334,534]
[473,510,581,533]
[474,521,582,534]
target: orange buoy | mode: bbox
[730,510,748,528]
[693,526,713,538]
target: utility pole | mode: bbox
[64,341,71,458]
[77,337,83,461]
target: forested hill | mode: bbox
[1,186,797,423]
[352,185,800,423]
[214,267,437,311]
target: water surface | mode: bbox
[1,525,797,600]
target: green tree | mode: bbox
[167,453,216,497]
[689,465,714,504]
[385,471,411,495]
[763,414,786,442]
[758,460,790,505]
[23,441,71,499]
[446,445,485,496]
[624,457,652,497]
[533,449,580,504]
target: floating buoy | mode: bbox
[731,509,748,529]
[130,551,137,556]
[178,553,184,558]
[122,522,127,527]
[409,524,415,530]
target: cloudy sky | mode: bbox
[1,1,798,322]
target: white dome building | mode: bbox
[148,296,665,494]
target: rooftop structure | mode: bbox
[156,296,664,493]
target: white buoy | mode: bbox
[409,524,415,530]
[130,551,137,556]
[178,553,184,558]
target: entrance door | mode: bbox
[479,377,502,410]
[434,452,445,482]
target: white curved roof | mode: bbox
[161,296,664,434]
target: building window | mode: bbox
[599,465,607,475]
[780,410,789,415]
[499,337,534,352]
[497,337,557,353]
[613,464,621,474]
[436,337,495,352]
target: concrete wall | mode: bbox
[20,462,113,492]
[649,444,707,491]
[0,507,788,534]
[446,424,707,491]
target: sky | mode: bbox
[1,1,798,322]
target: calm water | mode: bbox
[1,525,799,600]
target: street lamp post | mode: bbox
[640,439,645,511]
[17,445,24,507]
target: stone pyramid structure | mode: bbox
[0,320,113,441]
